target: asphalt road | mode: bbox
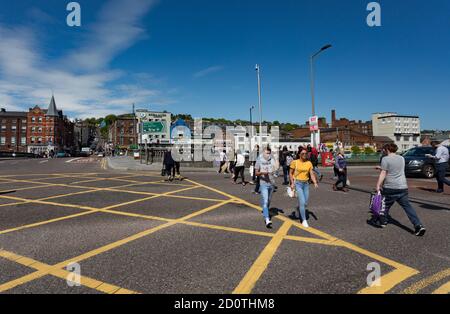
[0,157,449,294]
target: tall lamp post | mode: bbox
[255,64,263,148]
[250,105,255,142]
[310,44,332,148]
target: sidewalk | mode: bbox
[106,156,217,173]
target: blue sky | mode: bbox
[0,0,449,129]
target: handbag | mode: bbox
[369,192,385,217]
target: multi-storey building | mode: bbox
[0,109,28,152]
[372,113,421,152]
[27,96,74,155]
[331,109,373,136]
[108,115,138,148]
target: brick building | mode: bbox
[290,127,374,148]
[331,109,373,135]
[0,109,28,152]
[27,96,74,155]
[108,115,138,149]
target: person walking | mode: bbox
[289,150,319,228]
[280,146,290,185]
[373,143,426,236]
[255,147,278,228]
[233,150,247,186]
[427,141,450,193]
[218,149,229,174]
[163,149,175,181]
[251,145,261,194]
[308,145,323,182]
[333,152,348,192]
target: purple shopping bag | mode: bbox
[369,192,385,217]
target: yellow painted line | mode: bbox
[284,235,339,246]
[0,184,56,194]
[432,281,450,294]
[187,178,419,294]
[0,199,233,293]
[358,267,419,294]
[402,268,450,294]
[233,221,292,294]
[0,211,95,235]
[0,185,200,235]
[0,201,29,208]
[0,250,139,294]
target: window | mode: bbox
[21,137,26,145]
[31,137,35,143]
[0,137,5,145]
[22,119,27,124]
[1,125,5,131]
[31,117,36,122]
[11,137,16,145]
[11,125,16,131]
[21,126,26,132]
[38,127,42,133]
[38,117,42,123]
[37,137,42,143]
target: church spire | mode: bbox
[47,95,59,117]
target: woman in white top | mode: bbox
[233,150,247,186]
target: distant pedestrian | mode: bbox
[233,150,247,186]
[290,149,319,228]
[255,147,278,228]
[427,141,450,193]
[163,149,175,181]
[218,150,229,174]
[279,146,290,185]
[372,143,426,236]
[308,145,323,182]
[251,145,261,194]
[333,152,348,192]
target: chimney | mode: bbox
[331,109,336,125]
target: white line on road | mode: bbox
[66,158,82,163]
[39,160,49,164]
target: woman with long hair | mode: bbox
[289,150,319,228]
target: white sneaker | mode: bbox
[302,220,309,228]
[265,218,273,229]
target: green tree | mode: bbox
[364,147,375,154]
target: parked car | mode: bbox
[56,151,69,158]
[403,146,450,178]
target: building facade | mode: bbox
[0,109,28,153]
[372,113,421,152]
[27,96,74,155]
[108,115,137,149]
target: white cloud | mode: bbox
[193,66,224,78]
[0,0,175,120]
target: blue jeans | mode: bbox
[313,166,321,179]
[436,163,450,191]
[382,188,422,228]
[260,184,274,219]
[295,181,310,222]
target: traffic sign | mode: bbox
[142,121,166,133]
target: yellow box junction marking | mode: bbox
[0,250,138,294]
[402,268,450,294]
[185,178,420,294]
[233,221,292,294]
[0,173,424,294]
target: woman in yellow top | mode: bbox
[289,149,319,228]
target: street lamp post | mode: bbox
[255,64,263,148]
[250,105,255,144]
[310,44,332,148]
